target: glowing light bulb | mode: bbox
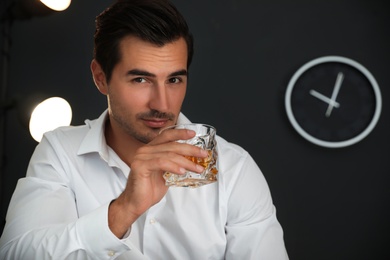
[40,0,71,11]
[29,97,72,142]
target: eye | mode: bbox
[168,77,182,84]
[133,77,147,83]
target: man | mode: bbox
[0,0,288,259]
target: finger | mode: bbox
[155,157,204,175]
[133,149,206,175]
[165,151,206,174]
[141,141,209,159]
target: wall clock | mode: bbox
[285,56,382,148]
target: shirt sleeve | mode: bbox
[0,135,141,259]
[224,152,289,260]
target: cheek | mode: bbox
[107,88,141,116]
[124,92,150,113]
[170,88,187,108]
[111,82,148,104]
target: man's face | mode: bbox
[104,36,188,144]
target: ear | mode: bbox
[91,59,108,95]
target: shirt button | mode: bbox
[149,218,156,224]
[108,250,116,257]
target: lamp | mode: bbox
[1,0,73,143]
[0,0,73,211]
[40,0,72,11]
[17,95,72,142]
[29,97,72,142]
[0,0,74,143]
[2,0,72,20]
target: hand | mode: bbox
[108,128,208,238]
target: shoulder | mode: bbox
[34,115,103,162]
[26,118,102,179]
[215,135,266,192]
[216,135,246,154]
[43,124,90,150]
[215,135,250,167]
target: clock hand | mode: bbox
[325,72,344,117]
[309,90,340,108]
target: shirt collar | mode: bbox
[77,110,109,160]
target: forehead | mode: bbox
[117,36,188,71]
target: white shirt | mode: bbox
[0,110,288,260]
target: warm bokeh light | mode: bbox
[40,0,71,11]
[29,97,72,142]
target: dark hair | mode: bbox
[93,0,194,82]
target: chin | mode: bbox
[135,129,160,144]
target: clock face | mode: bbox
[285,56,382,148]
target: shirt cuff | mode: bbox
[75,202,138,259]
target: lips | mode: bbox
[138,110,175,129]
[142,118,170,128]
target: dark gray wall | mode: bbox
[1,1,389,259]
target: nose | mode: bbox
[149,83,169,112]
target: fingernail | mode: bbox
[179,167,186,174]
[196,164,204,172]
[187,130,196,136]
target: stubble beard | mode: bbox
[112,109,176,144]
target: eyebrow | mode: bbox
[126,69,188,78]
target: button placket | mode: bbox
[143,196,166,255]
